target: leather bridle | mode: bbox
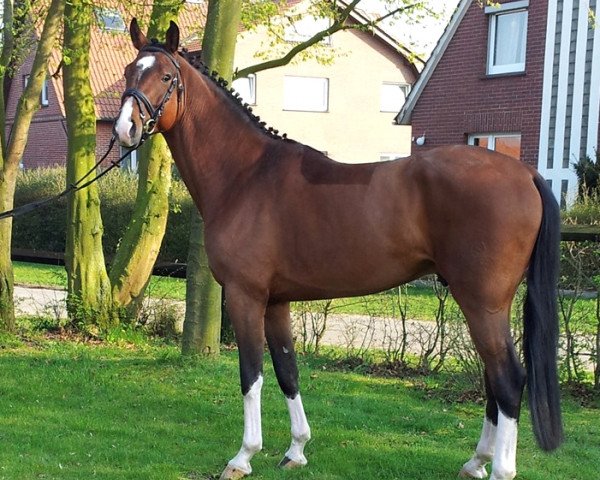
[120,44,184,146]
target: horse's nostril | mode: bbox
[129,123,136,139]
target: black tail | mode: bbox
[524,175,563,451]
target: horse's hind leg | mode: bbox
[458,308,525,480]
[265,302,311,469]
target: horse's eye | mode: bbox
[162,74,172,82]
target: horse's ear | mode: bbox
[130,18,148,51]
[166,21,180,53]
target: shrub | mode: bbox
[12,167,195,263]
[563,191,600,226]
[573,150,600,200]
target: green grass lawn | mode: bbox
[0,336,597,480]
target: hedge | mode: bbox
[12,167,195,263]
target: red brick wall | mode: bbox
[21,118,67,168]
[96,121,122,165]
[5,53,123,169]
[5,54,69,168]
[410,0,548,167]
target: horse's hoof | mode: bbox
[278,456,306,469]
[219,465,248,480]
[459,463,488,479]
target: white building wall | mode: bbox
[538,0,600,205]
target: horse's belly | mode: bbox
[270,248,434,302]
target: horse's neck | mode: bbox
[164,64,269,220]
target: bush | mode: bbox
[563,191,600,226]
[12,167,195,263]
[573,150,600,200]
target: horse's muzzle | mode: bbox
[115,98,143,148]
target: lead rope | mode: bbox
[0,133,144,221]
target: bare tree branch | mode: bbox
[52,60,64,79]
[234,0,423,79]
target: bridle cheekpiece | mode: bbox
[120,43,183,145]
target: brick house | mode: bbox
[396,0,600,205]
[5,6,204,171]
[7,2,419,171]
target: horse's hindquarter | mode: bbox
[414,146,543,309]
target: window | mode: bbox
[284,15,331,44]
[380,83,410,113]
[41,80,49,106]
[468,133,521,160]
[95,8,126,32]
[283,76,329,112]
[232,74,256,105]
[486,1,528,75]
[23,74,49,107]
[120,146,138,173]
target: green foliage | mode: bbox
[12,167,195,262]
[563,167,600,226]
[65,292,126,334]
[563,193,600,225]
[573,150,600,200]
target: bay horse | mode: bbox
[116,19,562,480]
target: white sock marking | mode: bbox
[115,97,135,145]
[284,394,311,465]
[227,375,263,474]
[490,409,518,480]
[461,416,496,478]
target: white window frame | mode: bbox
[24,74,49,107]
[468,133,521,158]
[283,76,329,112]
[232,74,257,105]
[284,15,332,45]
[95,8,126,32]
[486,1,529,75]
[41,79,49,107]
[379,153,408,162]
[120,146,138,173]
[380,83,410,113]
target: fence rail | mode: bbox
[11,226,600,279]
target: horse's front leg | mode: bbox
[220,285,267,480]
[265,302,311,469]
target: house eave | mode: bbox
[395,0,473,125]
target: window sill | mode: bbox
[482,71,526,80]
[282,109,329,113]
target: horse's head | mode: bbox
[116,18,183,147]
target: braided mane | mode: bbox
[181,49,291,142]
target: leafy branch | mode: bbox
[234,0,423,79]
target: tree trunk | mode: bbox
[110,136,172,315]
[109,1,182,317]
[0,173,16,331]
[182,212,222,354]
[0,0,64,331]
[181,0,242,355]
[63,0,114,330]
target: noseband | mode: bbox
[120,45,184,145]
